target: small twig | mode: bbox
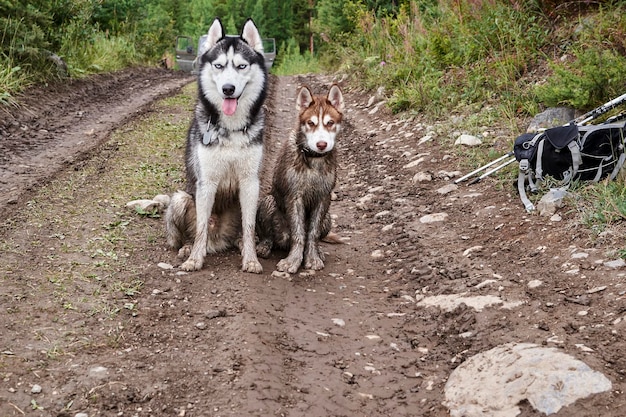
[8,402,25,415]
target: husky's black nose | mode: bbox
[222,84,236,97]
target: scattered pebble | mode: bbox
[157,262,174,270]
[271,271,291,279]
[419,213,448,223]
[436,184,458,195]
[604,259,626,269]
[454,134,482,146]
[586,286,607,294]
[31,384,42,394]
[332,318,345,327]
[412,172,433,182]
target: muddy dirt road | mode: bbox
[1,67,625,416]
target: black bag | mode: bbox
[513,121,626,211]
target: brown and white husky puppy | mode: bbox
[256,83,344,274]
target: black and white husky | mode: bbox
[165,18,267,273]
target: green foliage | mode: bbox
[579,181,626,230]
[273,37,321,76]
[534,7,626,110]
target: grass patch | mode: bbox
[273,38,322,76]
[0,83,194,337]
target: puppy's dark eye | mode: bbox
[237,64,248,70]
[307,120,316,127]
[214,64,223,69]
[326,120,334,127]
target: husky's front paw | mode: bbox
[276,257,301,274]
[243,259,263,274]
[180,256,204,271]
[304,255,324,271]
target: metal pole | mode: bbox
[573,92,626,125]
[467,157,516,185]
[454,151,514,184]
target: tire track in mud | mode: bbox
[0,68,192,218]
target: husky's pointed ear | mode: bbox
[205,18,224,51]
[296,86,314,112]
[327,84,344,113]
[241,18,264,53]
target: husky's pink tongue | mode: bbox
[222,98,238,116]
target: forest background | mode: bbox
[4,0,626,227]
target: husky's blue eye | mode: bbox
[214,64,223,69]
[237,64,248,70]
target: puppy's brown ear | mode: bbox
[327,84,344,113]
[296,86,314,112]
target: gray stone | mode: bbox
[444,343,612,416]
[527,107,575,133]
[537,188,570,216]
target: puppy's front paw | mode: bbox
[180,256,204,271]
[276,258,300,274]
[177,244,192,259]
[256,241,272,258]
[243,260,263,274]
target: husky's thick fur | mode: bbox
[165,18,267,273]
[257,84,344,273]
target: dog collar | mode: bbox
[202,120,218,145]
[201,119,249,146]
[301,148,327,158]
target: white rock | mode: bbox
[537,188,569,216]
[371,249,385,259]
[88,366,108,378]
[475,279,497,289]
[271,271,291,279]
[436,184,458,195]
[403,158,424,169]
[412,172,433,182]
[418,134,433,145]
[454,134,482,146]
[157,262,174,270]
[31,384,42,394]
[444,343,612,416]
[332,318,345,327]
[462,246,483,257]
[528,279,543,288]
[417,293,519,312]
[419,213,448,223]
[438,170,463,179]
[587,286,607,294]
[126,199,161,212]
[604,258,626,269]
